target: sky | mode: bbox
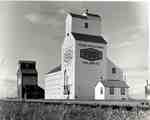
[0,1,148,99]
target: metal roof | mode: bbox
[47,64,61,74]
[101,80,129,88]
[72,32,107,44]
[18,60,36,64]
[69,13,87,19]
[86,13,100,17]
[69,12,100,19]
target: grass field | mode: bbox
[0,99,149,120]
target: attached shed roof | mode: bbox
[72,32,107,44]
[47,64,61,74]
[101,80,129,88]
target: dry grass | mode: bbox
[0,100,149,120]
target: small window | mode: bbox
[110,87,114,95]
[112,67,116,74]
[100,87,103,94]
[84,22,88,28]
[121,88,125,95]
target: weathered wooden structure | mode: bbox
[17,60,44,99]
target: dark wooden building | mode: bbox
[17,60,44,99]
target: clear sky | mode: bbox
[0,1,148,99]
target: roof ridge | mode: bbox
[69,12,87,19]
[69,12,100,19]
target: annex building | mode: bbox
[45,10,129,100]
[145,80,150,100]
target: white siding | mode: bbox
[62,30,76,99]
[71,17,101,36]
[45,71,64,99]
[105,58,123,81]
[95,82,105,100]
[75,40,107,100]
[45,12,129,100]
[105,87,128,100]
[65,14,72,35]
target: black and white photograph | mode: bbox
[0,1,149,120]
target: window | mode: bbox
[84,22,88,28]
[112,67,116,74]
[121,88,125,95]
[110,87,114,95]
[80,48,103,61]
[100,87,103,94]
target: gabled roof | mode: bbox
[47,64,61,74]
[18,60,36,64]
[72,32,107,44]
[69,13,87,19]
[69,12,100,19]
[86,13,100,18]
[101,80,129,88]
